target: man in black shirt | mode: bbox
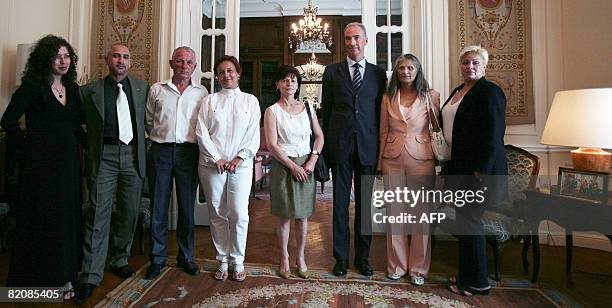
[76,44,149,304]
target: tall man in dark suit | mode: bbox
[321,22,387,276]
[76,44,149,304]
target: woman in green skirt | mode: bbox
[263,65,324,279]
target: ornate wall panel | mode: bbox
[450,0,534,125]
[91,0,157,83]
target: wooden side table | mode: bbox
[522,188,612,282]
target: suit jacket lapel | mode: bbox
[458,77,485,111]
[454,78,486,121]
[127,75,144,131]
[442,86,461,111]
[92,80,105,120]
[361,62,371,89]
[389,90,406,123]
[340,60,353,92]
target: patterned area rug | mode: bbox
[95,260,575,307]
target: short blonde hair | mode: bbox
[459,45,488,66]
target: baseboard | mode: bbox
[538,231,612,252]
[432,232,611,252]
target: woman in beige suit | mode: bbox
[377,54,440,285]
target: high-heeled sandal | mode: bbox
[232,270,247,281]
[449,284,491,296]
[297,268,309,279]
[63,289,76,301]
[279,267,291,279]
[232,264,247,281]
[214,263,229,281]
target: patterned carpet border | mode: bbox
[95,259,579,307]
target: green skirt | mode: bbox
[270,155,315,219]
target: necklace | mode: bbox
[52,85,65,99]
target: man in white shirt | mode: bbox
[145,46,208,279]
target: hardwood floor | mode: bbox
[1,198,611,307]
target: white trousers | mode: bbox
[198,165,252,265]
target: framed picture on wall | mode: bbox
[557,167,609,203]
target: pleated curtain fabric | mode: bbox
[116,83,133,144]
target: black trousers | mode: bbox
[456,206,488,288]
[445,168,490,288]
[330,142,375,262]
[148,142,199,265]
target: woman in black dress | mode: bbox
[1,35,84,298]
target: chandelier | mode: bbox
[288,0,332,50]
[300,52,326,81]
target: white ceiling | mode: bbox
[203,0,403,18]
[240,0,361,17]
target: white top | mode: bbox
[399,104,410,119]
[146,79,209,144]
[442,97,462,147]
[346,56,366,80]
[268,102,313,157]
[195,87,261,167]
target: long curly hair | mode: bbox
[21,34,78,86]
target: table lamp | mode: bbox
[541,88,612,172]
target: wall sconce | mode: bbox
[540,88,612,172]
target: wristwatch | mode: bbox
[311,150,319,155]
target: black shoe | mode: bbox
[110,265,135,279]
[354,259,373,276]
[74,283,96,305]
[333,259,348,276]
[145,263,165,280]
[177,260,199,276]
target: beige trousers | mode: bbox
[381,148,435,277]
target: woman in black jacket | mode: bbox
[441,45,507,296]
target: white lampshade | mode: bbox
[541,88,612,149]
[15,43,34,87]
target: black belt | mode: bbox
[154,142,197,148]
[103,137,133,146]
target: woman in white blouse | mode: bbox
[263,65,323,279]
[196,55,261,281]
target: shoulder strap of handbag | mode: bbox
[425,93,442,132]
[304,102,315,150]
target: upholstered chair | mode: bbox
[483,145,540,280]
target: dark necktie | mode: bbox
[352,63,362,92]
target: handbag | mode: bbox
[304,103,330,183]
[425,93,451,161]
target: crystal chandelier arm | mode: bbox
[288,0,332,50]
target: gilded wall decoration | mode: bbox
[91,0,157,83]
[450,0,534,125]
